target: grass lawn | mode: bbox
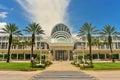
[84,62,120,70]
[0,62,44,71]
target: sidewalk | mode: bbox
[0,71,41,80]
[83,70,120,80]
[46,61,79,71]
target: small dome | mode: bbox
[51,23,72,43]
[51,23,71,38]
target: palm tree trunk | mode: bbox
[7,34,12,63]
[108,35,114,63]
[31,34,35,63]
[109,43,114,62]
[87,34,93,64]
[89,42,92,64]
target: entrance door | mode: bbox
[55,50,67,61]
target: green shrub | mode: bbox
[45,61,52,66]
[113,54,119,59]
[11,54,17,59]
[99,54,105,59]
[31,60,52,68]
[71,62,75,65]
[80,65,85,69]
[0,58,3,61]
[85,54,90,60]
[33,64,46,68]
[35,54,46,61]
[85,63,94,68]
[80,63,94,70]
[75,63,80,67]
[18,54,24,59]
[0,54,3,58]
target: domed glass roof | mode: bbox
[51,23,71,36]
[51,23,72,43]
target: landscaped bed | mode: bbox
[0,62,44,71]
[82,62,120,70]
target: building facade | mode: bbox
[0,23,120,61]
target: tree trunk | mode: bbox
[87,34,92,64]
[109,43,114,62]
[7,34,12,63]
[108,35,114,63]
[31,34,35,63]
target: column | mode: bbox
[24,53,25,60]
[17,54,18,60]
[98,54,100,60]
[113,43,116,49]
[53,50,55,61]
[2,53,4,60]
[35,41,37,49]
[105,45,107,50]
[105,54,106,59]
[67,50,70,61]
[119,53,120,59]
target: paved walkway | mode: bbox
[32,61,96,80]
[1,61,120,80]
[83,70,120,80]
[46,61,79,71]
[0,71,40,80]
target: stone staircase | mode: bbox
[32,71,97,80]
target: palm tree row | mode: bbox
[1,22,119,64]
[1,22,44,63]
[12,39,32,49]
[78,22,119,63]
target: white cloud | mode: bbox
[16,0,71,35]
[0,12,8,19]
[0,22,6,33]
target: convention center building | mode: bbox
[0,23,120,61]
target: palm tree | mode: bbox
[77,23,98,64]
[24,22,44,63]
[100,25,118,62]
[12,39,19,49]
[1,23,22,63]
[91,38,100,49]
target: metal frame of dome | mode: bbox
[51,23,71,39]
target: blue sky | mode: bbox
[0,0,120,35]
[69,0,120,33]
